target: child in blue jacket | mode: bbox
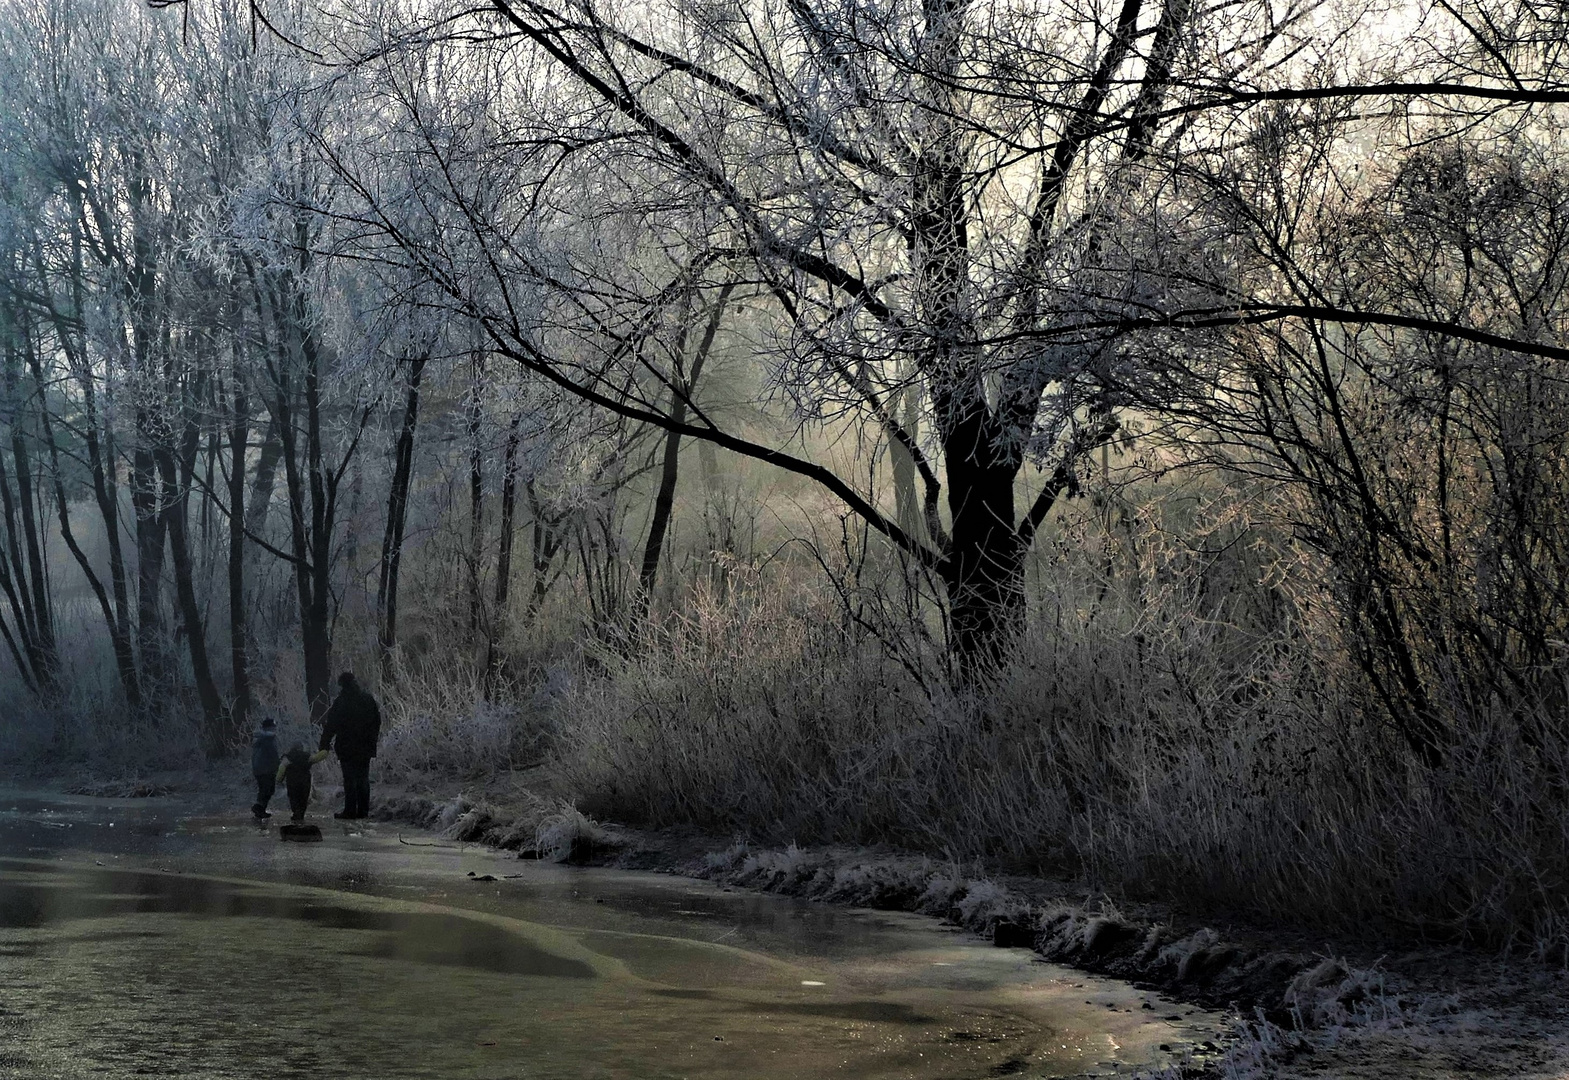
[251,718,281,820]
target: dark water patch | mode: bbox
[744,1000,939,1025]
[2,798,72,813]
[650,988,718,999]
[0,869,593,979]
[122,821,173,837]
[0,884,50,928]
[292,902,395,931]
[578,885,899,952]
[0,856,60,871]
[0,875,273,925]
[353,911,594,978]
[57,929,168,945]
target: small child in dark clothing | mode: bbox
[251,717,281,820]
[275,743,329,822]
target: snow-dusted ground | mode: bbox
[1218,965,1569,1080]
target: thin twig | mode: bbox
[397,833,458,848]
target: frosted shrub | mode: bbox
[373,659,545,780]
[377,697,529,779]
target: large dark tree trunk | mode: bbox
[300,326,335,722]
[377,353,425,670]
[264,232,350,724]
[277,396,335,722]
[638,428,682,619]
[908,0,1035,674]
[937,406,1026,673]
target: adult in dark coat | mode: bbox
[319,671,382,819]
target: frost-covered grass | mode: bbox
[372,658,546,781]
[547,561,1569,957]
[0,604,204,779]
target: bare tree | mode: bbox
[329,0,1385,674]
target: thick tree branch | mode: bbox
[484,322,944,570]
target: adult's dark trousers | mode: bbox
[286,778,312,821]
[253,773,276,816]
[339,757,371,818]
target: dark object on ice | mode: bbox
[320,672,382,819]
[992,920,1036,949]
[280,823,322,841]
[278,744,328,821]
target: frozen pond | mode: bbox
[0,791,1222,1078]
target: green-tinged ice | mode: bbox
[0,792,1223,1079]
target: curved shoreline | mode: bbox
[365,791,1397,1078]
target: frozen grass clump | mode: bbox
[533,803,617,863]
[953,880,1025,930]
